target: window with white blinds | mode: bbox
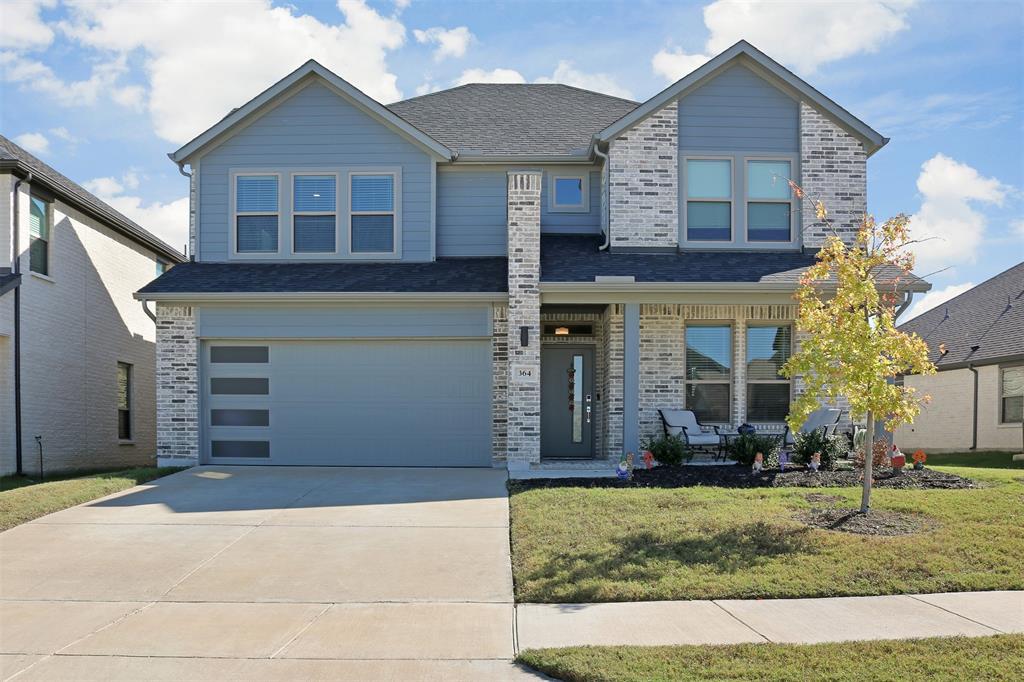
[746,325,792,422]
[235,175,279,253]
[350,174,395,253]
[293,175,336,253]
[684,325,732,423]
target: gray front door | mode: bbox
[541,346,595,458]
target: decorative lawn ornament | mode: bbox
[642,450,655,470]
[891,445,906,471]
[778,449,789,472]
[913,450,927,470]
[809,452,821,472]
[752,452,764,474]
[616,452,635,480]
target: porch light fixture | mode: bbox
[555,326,570,336]
[520,326,529,347]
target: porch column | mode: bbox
[156,304,200,468]
[622,303,640,457]
[505,170,542,468]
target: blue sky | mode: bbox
[2,0,1021,318]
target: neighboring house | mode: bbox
[895,263,1024,453]
[0,135,184,475]
[137,40,928,472]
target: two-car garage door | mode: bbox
[203,339,492,467]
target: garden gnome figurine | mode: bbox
[809,452,821,472]
[752,452,764,474]
[779,449,789,472]
[890,445,906,471]
[616,453,634,480]
[642,450,654,470]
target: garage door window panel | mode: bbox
[210,377,269,395]
[211,441,270,458]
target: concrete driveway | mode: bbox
[1,466,538,681]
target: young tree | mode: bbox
[782,202,935,513]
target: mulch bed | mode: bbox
[796,506,937,536]
[512,464,977,491]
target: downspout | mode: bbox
[172,157,193,260]
[894,291,914,321]
[593,144,611,250]
[12,171,32,474]
[140,299,157,323]
[968,364,979,451]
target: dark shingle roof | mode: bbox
[898,262,1024,369]
[138,258,508,295]
[0,135,183,262]
[388,84,639,158]
[0,271,20,297]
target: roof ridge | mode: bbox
[906,261,1024,324]
[389,82,641,107]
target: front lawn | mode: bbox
[509,466,1023,602]
[0,467,183,531]
[926,450,1022,469]
[518,635,1024,682]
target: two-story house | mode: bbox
[138,41,929,473]
[1,135,184,475]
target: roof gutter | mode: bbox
[448,154,596,165]
[134,291,508,304]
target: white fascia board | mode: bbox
[134,291,507,304]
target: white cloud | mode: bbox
[48,126,75,142]
[902,281,975,322]
[855,90,1016,139]
[1011,219,1024,239]
[0,0,56,50]
[454,67,525,85]
[534,60,633,99]
[12,131,49,155]
[414,80,440,96]
[652,0,917,81]
[1,51,128,107]
[413,26,474,61]
[909,153,1009,276]
[111,84,145,111]
[85,173,189,251]
[56,0,407,144]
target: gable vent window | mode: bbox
[293,175,337,253]
[747,160,793,242]
[350,174,396,254]
[235,175,279,253]
[29,195,51,275]
[685,159,732,241]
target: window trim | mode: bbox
[745,323,794,424]
[117,362,133,443]
[683,321,734,425]
[347,168,402,259]
[230,171,282,258]
[28,194,52,276]
[290,171,340,256]
[744,157,796,244]
[999,362,1024,425]
[682,156,734,243]
[549,173,589,213]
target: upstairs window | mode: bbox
[1001,365,1023,424]
[550,174,587,212]
[235,175,279,253]
[293,175,337,253]
[29,195,51,275]
[746,325,792,421]
[685,159,732,241]
[350,173,395,254]
[747,160,793,242]
[684,324,732,423]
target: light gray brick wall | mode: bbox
[800,102,867,248]
[609,101,678,249]
[505,170,542,466]
[156,304,199,467]
[638,305,685,442]
[492,304,508,463]
[600,304,624,459]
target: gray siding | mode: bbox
[198,305,492,339]
[678,64,798,152]
[197,82,434,262]
[436,167,601,257]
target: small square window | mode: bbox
[551,175,587,211]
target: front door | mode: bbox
[540,346,595,458]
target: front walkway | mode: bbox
[516,591,1024,650]
[0,466,537,681]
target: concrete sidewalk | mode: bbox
[515,591,1024,650]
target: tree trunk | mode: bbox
[861,410,874,513]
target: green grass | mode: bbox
[518,635,1024,682]
[0,467,184,531]
[510,466,1024,602]
[925,450,1022,470]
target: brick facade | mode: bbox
[609,101,678,249]
[800,102,867,248]
[504,170,543,466]
[638,306,685,442]
[600,305,624,459]
[491,304,508,463]
[155,304,199,467]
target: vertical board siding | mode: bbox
[678,64,798,152]
[198,82,434,262]
[437,168,601,257]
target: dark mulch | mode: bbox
[511,464,977,491]
[797,507,937,536]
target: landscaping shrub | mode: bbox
[852,438,891,469]
[642,433,690,466]
[726,433,781,466]
[791,430,848,471]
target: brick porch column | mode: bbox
[156,304,199,467]
[505,170,542,468]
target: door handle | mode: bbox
[585,394,592,424]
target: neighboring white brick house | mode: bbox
[1,136,183,475]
